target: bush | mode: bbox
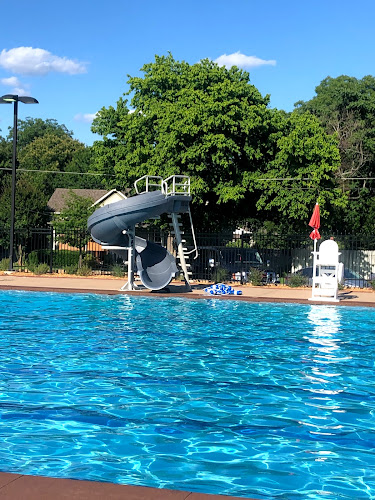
[248,267,263,286]
[33,263,50,275]
[287,274,308,288]
[26,251,39,272]
[212,266,229,283]
[111,264,125,277]
[82,253,97,268]
[65,265,78,275]
[0,258,9,271]
[53,250,80,269]
[76,265,92,276]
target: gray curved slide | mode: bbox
[87,190,191,290]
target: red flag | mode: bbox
[309,203,321,240]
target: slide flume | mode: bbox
[87,190,191,290]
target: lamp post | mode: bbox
[0,94,38,271]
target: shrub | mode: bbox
[65,265,78,275]
[26,251,39,272]
[111,264,125,277]
[0,258,9,271]
[288,274,308,288]
[82,253,97,268]
[76,265,92,276]
[212,266,229,283]
[248,267,263,286]
[53,250,80,269]
[33,263,50,275]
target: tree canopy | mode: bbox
[1,57,373,236]
[0,118,95,230]
[295,75,375,232]
[92,54,343,231]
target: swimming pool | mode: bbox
[0,290,374,499]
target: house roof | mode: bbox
[47,188,114,212]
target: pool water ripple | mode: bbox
[0,290,375,498]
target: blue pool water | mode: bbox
[0,290,375,499]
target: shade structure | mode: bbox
[309,203,321,240]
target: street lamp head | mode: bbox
[19,96,39,104]
[0,94,38,104]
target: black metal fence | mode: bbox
[0,227,374,287]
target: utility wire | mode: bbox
[1,168,375,182]
[0,167,116,177]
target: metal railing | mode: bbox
[0,227,374,286]
[134,175,191,196]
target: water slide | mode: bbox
[87,176,194,291]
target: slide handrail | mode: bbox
[184,207,199,259]
[163,175,190,196]
[134,175,163,194]
[134,175,190,196]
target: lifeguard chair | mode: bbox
[310,239,343,302]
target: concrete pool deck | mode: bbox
[0,272,375,307]
[0,272,374,500]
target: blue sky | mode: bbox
[0,0,374,146]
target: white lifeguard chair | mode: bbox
[310,239,343,302]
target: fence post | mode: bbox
[49,225,53,274]
[240,234,244,285]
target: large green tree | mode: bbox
[0,118,95,231]
[92,54,343,231]
[295,75,375,232]
[52,191,96,267]
[92,54,273,228]
[18,132,86,195]
[249,112,346,231]
[13,118,74,149]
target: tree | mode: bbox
[295,75,375,232]
[92,54,344,232]
[52,191,96,267]
[18,133,89,217]
[12,118,73,149]
[92,53,273,229]
[249,112,346,231]
[295,75,375,190]
[0,119,95,230]
[63,146,98,189]
[0,136,11,183]
[0,174,50,232]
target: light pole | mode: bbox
[0,94,38,271]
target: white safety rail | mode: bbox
[134,175,164,195]
[134,175,191,197]
[163,175,190,196]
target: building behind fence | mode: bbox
[1,226,375,286]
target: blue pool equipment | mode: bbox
[88,175,198,292]
[203,283,243,295]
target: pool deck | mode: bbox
[0,272,374,500]
[0,272,374,307]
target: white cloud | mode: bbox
[74,113,97,124]
[214,51,276,70]
[0,47,87,76]
[1,76,21,87]
[1,75,30,95]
